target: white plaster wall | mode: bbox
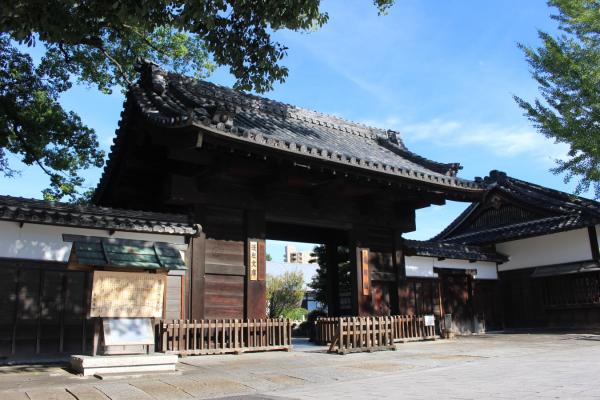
[0,220,187,262]
[496,228,592,271]
[405,255,498,280]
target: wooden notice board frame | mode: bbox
[90,271,166,318]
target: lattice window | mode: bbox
[541,272,600,308]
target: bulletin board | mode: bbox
[90,271,165,318]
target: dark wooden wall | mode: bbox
[398,278,442,317]
[500,269,600,328]
[350,226,405,316]
[397,276,502,332]
[473,279,503,330]
[0,257,187,360]
[189,206,267,320]
[0,259,92,358]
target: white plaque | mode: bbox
[424,315,435,327]
[103,318,154,346]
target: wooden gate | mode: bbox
[439,271,474,333]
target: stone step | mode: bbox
[70,354,178,376]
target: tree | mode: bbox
[266,253,273,262]
[309,245,351,309]
[1,1,394,200]
[266,270,305,318]
[0,36,105,200]
[515,0,600,198]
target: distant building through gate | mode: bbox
[283,245,316,264]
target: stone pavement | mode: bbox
[1,333,599,399]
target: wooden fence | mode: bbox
[158,319,292,356]
[315,315,437,353]
[328,316,396,354]
[392,315,437,342]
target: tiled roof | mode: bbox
[110,60,483,192]
[433,171,600,245]
[405,239,508,263]
[439,214,589,245]
[0,195,197,235]
[478,171,600,217]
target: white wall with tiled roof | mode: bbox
[0,220,187,262]
[496,228,592,271]
[405,256,498,280]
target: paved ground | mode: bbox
[1,333,599,399]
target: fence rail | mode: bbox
[158,319,292,356]
[315,315,437,352]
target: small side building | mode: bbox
[403,240,507,333]
[433,171,600,329]
[0,195,196,362]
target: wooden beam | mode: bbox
[588,226,600,261]
[326,242,340,317]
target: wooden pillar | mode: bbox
[349,227,370,316]
[325,242,340,317]
[245,210,267,319]
[189,231,206,320]
[588,226,600,261]
[468,273,476,332]
[392,231,405,315]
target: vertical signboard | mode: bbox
[249,240,258,281]
[361,248,370,296]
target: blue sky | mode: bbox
[2,1,580,261]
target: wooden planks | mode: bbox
[166,275,183,319]
[158,318,292,355]
[204,275,244,319]
[203,237,246,320]
[205,239,245,271]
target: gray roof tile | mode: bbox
[433,170,600,245]
[120,61,483,191]
[405,239,507,263]
[0,195,197,235]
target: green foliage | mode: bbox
[0,35,104,201]
[1,1,395,201]
[266,270,305,318]
[2,1,394,93]
[309,245,351,309]
[515,0,600,198]
[285,307,308,321]
[266,253,273,262]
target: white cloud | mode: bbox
[367,117,569,167]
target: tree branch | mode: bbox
[95,43,133,86]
